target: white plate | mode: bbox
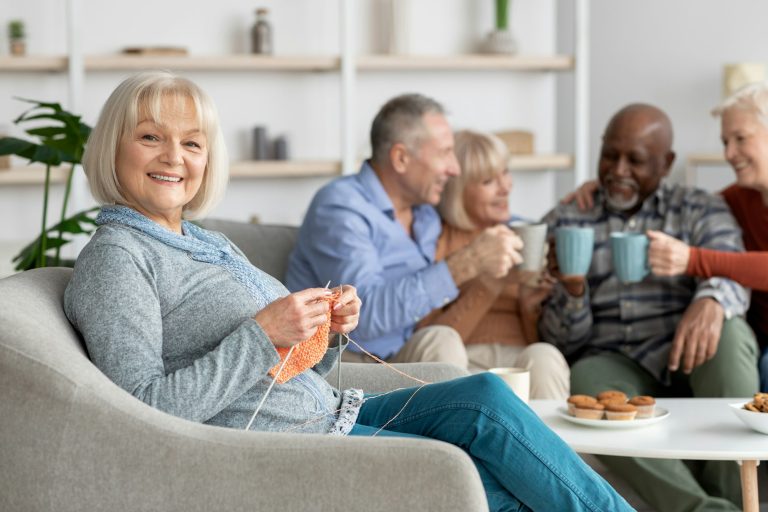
[557,406,670,429]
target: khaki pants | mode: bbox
[466,342,570,400]
[341,325,468,369]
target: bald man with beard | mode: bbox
[540,104,758,511]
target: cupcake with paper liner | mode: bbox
[628,396,656,418]
[596,390,628,403]
[604,402,638,421]
[573,402,605,420]
[567,394,597,415]
[598,397,627,407]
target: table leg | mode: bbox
[738,459,759,512]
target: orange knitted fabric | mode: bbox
[268,289,341,384]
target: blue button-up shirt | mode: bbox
[286,161,459,358]
[539,183,748,384]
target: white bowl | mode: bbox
[729,402,768,435]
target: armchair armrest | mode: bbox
[51,384,488,512]
[327,362,469,392]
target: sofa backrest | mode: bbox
[196,219,298,283]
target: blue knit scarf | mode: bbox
[95,205,287,310]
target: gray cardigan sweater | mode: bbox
[64,223,343,434]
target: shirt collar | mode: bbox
[358,160,396,217]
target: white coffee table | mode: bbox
[530,398,768,512]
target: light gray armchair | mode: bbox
[0,219,488,512]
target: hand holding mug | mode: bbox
[547,235,587,297]
[470,225,524,278]
[647,230,690,277]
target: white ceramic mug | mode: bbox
[488,367,530,404]
[509,222,547,272]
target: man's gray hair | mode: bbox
[370,93,445,165]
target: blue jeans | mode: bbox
[350,373,633,512]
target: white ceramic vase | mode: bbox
[483,29,517,55]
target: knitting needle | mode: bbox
[324,281,343,391]
[244,344,295,431]
[246,282,332,431]
[336,285,343,393]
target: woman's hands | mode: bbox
[647,230,691,276]
[255,288,334,348]
[330,284,361,335]
[518,273,556,315]
[254,285,362,348]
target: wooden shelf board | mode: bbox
[0,56,68,71]
[509,153,573,171]
[229,160,342,178]
[85,55,340,72]
[0,165,70,185]
[687,152,726,166]
[357,54,574,71]
[0,54,573,73]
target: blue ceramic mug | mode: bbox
[555,226,594,276]
[610,232,649,283]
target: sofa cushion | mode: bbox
[196,219,297,283]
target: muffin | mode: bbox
[598,397,627,407]
[604,403,638,421]
[596,390,628,403]
[567,394,597,415]
[628,396,656,418]
[573,402,605,420]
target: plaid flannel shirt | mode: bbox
[539,183,748,384]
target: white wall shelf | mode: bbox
[84,55,340,72]
[230,160,342,178]
[357,54,574,71]
[0,0,587,232]
[0,166,69,185]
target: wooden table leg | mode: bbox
[739,459,759,512]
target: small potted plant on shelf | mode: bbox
[0,99,98,270]
[483,0,517,55]
[8,20,26,56]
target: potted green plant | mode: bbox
[0,99,98,271]
[8,20,26,56]
[483,0,517,55]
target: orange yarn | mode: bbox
[268,289,341,384]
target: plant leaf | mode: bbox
[12,206,99,271]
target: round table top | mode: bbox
[530,398,768,461]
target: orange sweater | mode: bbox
[417,224,537,346]
[687,185,768,347]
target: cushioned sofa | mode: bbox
[0,219,488,512]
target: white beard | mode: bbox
[605,190,640,212]
[603,176,641,213]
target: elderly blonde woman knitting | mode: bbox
[418,130,569,399]
[63,71,632,512]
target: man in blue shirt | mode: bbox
[286,94,522,366]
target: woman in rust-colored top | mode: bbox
[646,83,768,391]
[418,130,569,399]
